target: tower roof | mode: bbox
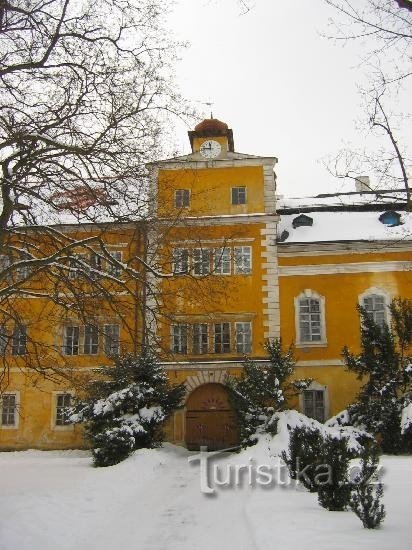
[188,118,234,152]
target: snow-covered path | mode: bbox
[0,445,411,550]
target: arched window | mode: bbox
[294,289,327,346]
[359,288,390,328]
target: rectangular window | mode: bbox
[303,390,325,423]
[11,325,26,356]
[90,253,103,279]
[363,294,386,327]
[68,254,86,280]
[107,251,122,277]
[84,324,99,354]
[193,248,210,276]
[234,246,252,274]
[231,186,246,205]
[171,324,188,354]
[175,189,190,208]
[172,248,189,275]
[214,247,231,275]
[55,394,72,426]
[1,394,17,427]
[104,324,120,356]
[299,298,321,342]
[193,323,208,354]
[63,325,80,355]
[0,326,8,354]
[214,323,231,353]
[235,322,252,353]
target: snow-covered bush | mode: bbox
[317,435,352,511]
[71,350,185,467]
[342,298,412,453]
[350,442,386,529]
[227,339,311,447]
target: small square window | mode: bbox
[231,187,246,205]
[175,189,190,208]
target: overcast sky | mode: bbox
[167,0,411,198]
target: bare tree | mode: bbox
[324,1,412,207]
[0,0,192,390]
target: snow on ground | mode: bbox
[1,443,411,549]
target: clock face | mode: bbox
[199,139,221,159]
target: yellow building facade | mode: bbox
[1,118,411,450]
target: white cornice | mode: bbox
[279,260,412,276]
[278,241,412,256]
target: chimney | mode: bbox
[355,176,371,192]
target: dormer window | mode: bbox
[292,214,313,229]
[378,210,402,227]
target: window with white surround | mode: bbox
[295,290,326,345]
[104,324,120,355]
[84,324,98,354]
[303,389,326,422]
[11,325,26,356]
[63,325,80,355]
[235,322,252,353]
[171,324,188,354]
[361,291,388,328]
[231,186,246,205]
[1,392,19,428]
[55,393,73,426]
[234,246,252,274]
[193,323,208,354]
[172,248,189,275]
[193,248,210,276]
[214,323,231,353]
[68,254,87,279]
[175,189,190,208]
[107,251,122,277]
[214,247,231,275]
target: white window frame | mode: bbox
[214,247,231,275]
[192,248,210,276]
[172,248,189,275]
[235,322,252,354]
[107,251,122,277]
[294,289,327,347]
[0,391,20,429]
[84,324,99,355]
[299,381,329,423]
[51,391,75,431]
[11,325,27,356]
[214,322,231,354]
[231,186,247,205]
[104,324,120,356]
[174,189,190,208]
[63,325,80,355]
[68,253,87,280]
[359,287,391,328]
[192,323,209,355]
[234,246,252,275]
[171,324,188,354]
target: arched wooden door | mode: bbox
[185,383,239,451]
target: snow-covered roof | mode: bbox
[278,190,407,211]
[278,210,412,243]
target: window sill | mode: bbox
[51,424,75,432]
[296,341,328,349]
[0,425,18,430]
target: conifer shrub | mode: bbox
[317,435,352,511]
[281,425,323,492]
[227,339,311,447]
[350,442,386,529]
[71,350,185,467]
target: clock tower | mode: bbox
[188,118,235,159]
